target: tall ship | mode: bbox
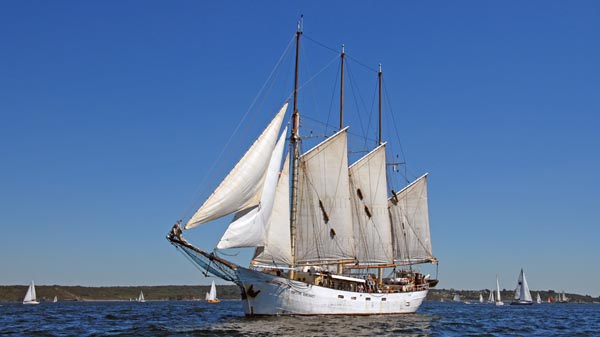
[167,19,438,316]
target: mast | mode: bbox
[290,16,302,277]
[339,44,345,129]
[378,63,383,145]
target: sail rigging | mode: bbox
[389,173,434,264]
[167,20,439,316]
[295,127,356,264]
[217,127,288,249]
[253,153,293,265]
[348,144,393,264]
[185,103,288,229]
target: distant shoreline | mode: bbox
[1,285,598,303]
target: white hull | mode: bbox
[23,301,39,305]
[236,267,428,316]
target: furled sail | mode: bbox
[295,128,355,264]
[217,127,288,249]
[348,144,393,264]
[388,173,434,264]
[185,103,288,229]
[253,152,292,265]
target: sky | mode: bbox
[1,1,599,296]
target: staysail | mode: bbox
[216,127,288,249]
[295,127,355,264]
[185,103,288,229]
[388,173,434,264]
[253,153,292,265]
[348,144,393,264]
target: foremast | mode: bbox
[289,17,302,279]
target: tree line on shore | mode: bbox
[1,285,598,303]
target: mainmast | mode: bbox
[339,44,345,130]
[378,63,383,145]
[289,17,303,277]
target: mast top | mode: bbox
[379,63,382,74]
[341,44,345,54]
[297,15,303,33]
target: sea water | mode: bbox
[1,300,598,336]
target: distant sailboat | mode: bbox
[556,291,569,303]
[536,293,542,304]
[137,291,145,303]
[495,275,504,306]
[23,281,40,305]
[453,294,461,302]
[479,293,484,303]
[53,296,58,303]
[488,290,495,303]
[206,281,219,303]
[510,268,533,305]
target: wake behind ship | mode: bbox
[167,19,439,316]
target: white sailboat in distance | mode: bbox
[53,296,58,303]
[510,268,533,305]
[536,292,542,304]
[23,281,39,305]
[488,290,495,303]
[137,291,145,303]
[206,281,219,303]
[166,18,439,316]
[495,275,504,306]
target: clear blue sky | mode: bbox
[1,1,599,296]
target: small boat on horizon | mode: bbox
[495,275,504,306]
[536,292,542,304]
[510,268,533,305]
[23,281,39,305]
[137,291,145,303]
[206,280,219,304]
[53,296,58,303]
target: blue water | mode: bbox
[1,300,599,336]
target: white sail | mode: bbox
[496,274,504,305]
[185,103,288,229]
[138,291,145,302]
[53,296,57,303]
[253,153,292,265]
[536,293,542,304]
[513,268,532,302]
[388,173,433,264]
[348,144,393,264]
[216,127,288,249]
[207,281,218,301]
[453,294,460,302]
[295,128,355,264]
[205,292,210,301]
[23,281,38,304]
[488,290,495,302]
[479,293,483,303]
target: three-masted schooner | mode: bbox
[167,20,438,316]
